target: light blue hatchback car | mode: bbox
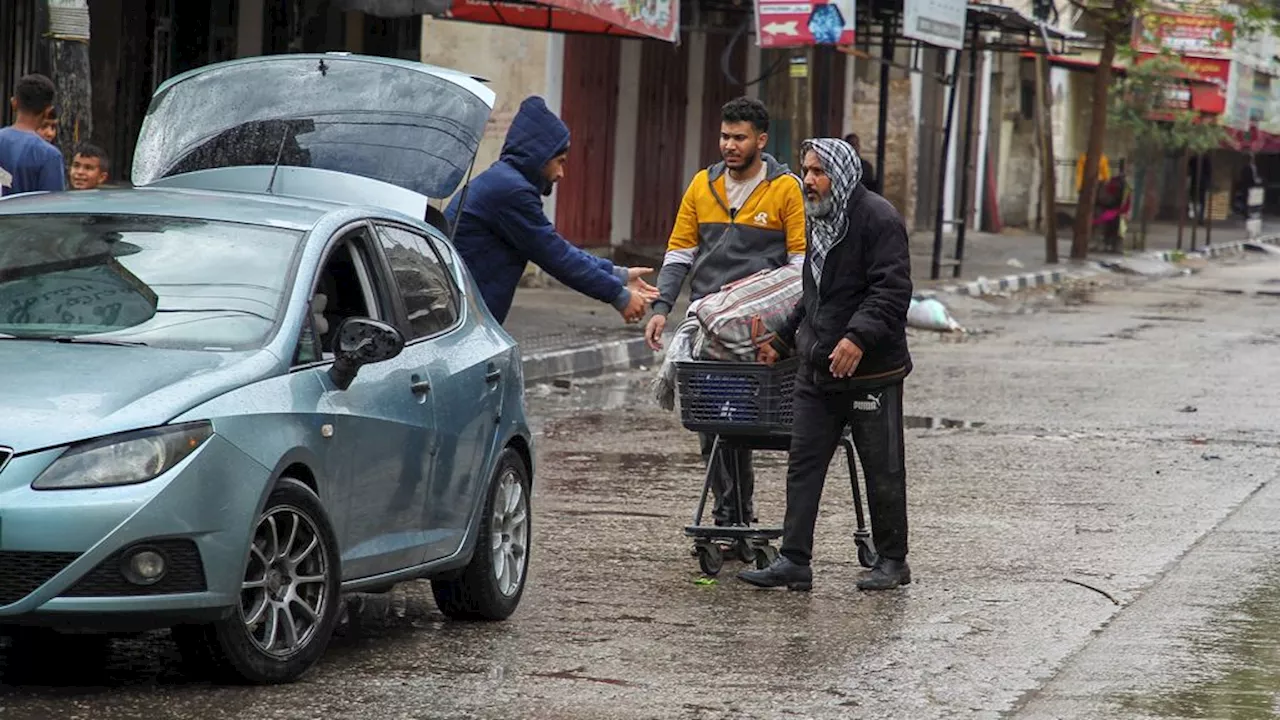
[0,54,533,683]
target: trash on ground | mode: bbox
[694,577,718,586]
[1179,405,1198,413]
[908,297,965,333]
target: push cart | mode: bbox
[674,356,879,576]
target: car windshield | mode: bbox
[0,214,303,351]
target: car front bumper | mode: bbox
[0,434,271,630]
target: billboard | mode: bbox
[1132,11,1233,57]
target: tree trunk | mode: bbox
[1071,31,1118,260]
[1035,54,1058,264]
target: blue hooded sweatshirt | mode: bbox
[446,96,630,324]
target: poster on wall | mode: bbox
[1132,11,1233,57]
[755,0,855,48]
[902,0,967,50]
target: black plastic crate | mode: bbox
[675,357,799,436]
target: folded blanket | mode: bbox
[652,313,703,411]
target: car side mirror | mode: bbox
[328,317,405,391]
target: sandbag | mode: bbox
[907,297,963,332]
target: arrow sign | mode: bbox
[755,0,855,48]
[764,20,799,35]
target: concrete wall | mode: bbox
[996,55,1039,227]
[848,69,918,226]
[420,19,553,193]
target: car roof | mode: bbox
[0,186,342,231]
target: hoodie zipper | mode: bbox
[695,167,773,281]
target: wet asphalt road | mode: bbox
[2,255,1280,719]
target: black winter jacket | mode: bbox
[775,184,913,386]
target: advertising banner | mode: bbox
[1132,11,1233,57]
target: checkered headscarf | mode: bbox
[801,138,862,289]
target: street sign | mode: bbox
[902,0,967,50]
[756,0,854,49]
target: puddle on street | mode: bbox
[905,415,986,430]
[1119,568,1280,719]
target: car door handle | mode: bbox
[485,365,502,384]
[410,378,431,395]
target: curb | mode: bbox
[923,232,1280,299]
[1147,233,1280,263]
[521,337,655,386]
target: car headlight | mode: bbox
[32,422,214,490]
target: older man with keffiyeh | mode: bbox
[738,137,914,592]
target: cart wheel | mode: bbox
[697,544,723,576]
[857,542,878,569]
[754,545,779,570]
[736,539,756,564]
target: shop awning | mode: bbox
[336,0,679,42]
[1225,125,1280,153]
[444,0,679,41]
[334,0,452,15]
[1019,51,1125,74]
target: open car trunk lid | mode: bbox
[131,54,495,201]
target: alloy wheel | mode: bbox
[490,469,529,597]
[240,505,331,658]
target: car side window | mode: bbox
[295,230,384,365]
[374,224,460,340]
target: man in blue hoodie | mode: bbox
[446,96,656,324]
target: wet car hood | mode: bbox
[0,343,281,453]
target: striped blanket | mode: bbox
[652,264,803,410]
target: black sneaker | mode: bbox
[736,555,813,591]
[856,558,911,591]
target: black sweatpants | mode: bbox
[780,372,908,566]
[699,433,755,525]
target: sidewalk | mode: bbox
[513,220,1276,384]
[910,220,1259,294]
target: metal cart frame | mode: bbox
[675,358,879,576]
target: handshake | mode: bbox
[619,267,659,324]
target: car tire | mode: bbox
[431,448,531,621]
[174,477,342,684]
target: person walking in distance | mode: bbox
[644,96,807,527]
[738,138,913,592]
[0,75,65,197]
[446,95,657,325]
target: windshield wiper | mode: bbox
[51,336,148,347]
[0,334,147,346]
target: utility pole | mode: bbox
[44,0,94,155]
[789,48,812,166]
[1034,53,1058,264]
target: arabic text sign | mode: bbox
[902,0,967,50]
[1133,11,1233,57]
[756,0,854,49]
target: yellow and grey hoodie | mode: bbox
[651,153,807,316]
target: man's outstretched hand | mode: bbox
[619,292,648,324]
[645,314,666,350]
[627,267,659,301]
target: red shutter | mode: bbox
[631,37,690,246]
[556,35,621,248]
